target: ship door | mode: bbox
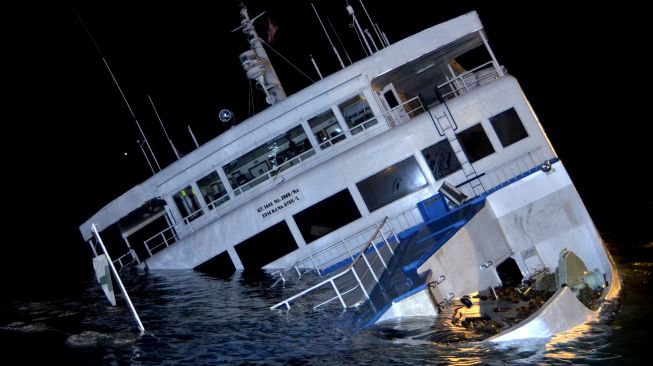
[379,83,409,126]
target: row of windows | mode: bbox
[171,94,377,221]
[174,106,526,229]
[296,107,528,243]
[423,107,528,179]
[292,155,427,244]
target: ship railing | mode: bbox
[272,205,422,285]
[436,61,501,102]
[143,223,181,257]
[113,249,139,271]
[271,217,398,310]
[382,96,425,128]
[453,146,548,200]
[143,149,319,255]
[232,147,318,196]
[295,219,397,278]
[348,116,380,136]
[140,118,389,261]
[478,146,547,193]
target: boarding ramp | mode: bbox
[271,218,399,310]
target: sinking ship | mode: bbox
[81,2,620,341]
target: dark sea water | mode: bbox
[2,241,651,365]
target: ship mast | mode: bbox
[238,2,286,105]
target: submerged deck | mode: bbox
[271,194,487,325]
[357,197,486,327]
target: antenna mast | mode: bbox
[72,5,161,174]
[358,0,388,48]
[311,2,345,69]
[148,95,181,160]
[236,2,286,105]
[347,5,374,56]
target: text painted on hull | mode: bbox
[257,188,303,220]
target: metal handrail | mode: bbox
[143,119,389,256]
[271,217,395,310]
[437,61,499,100]
[232,147,317,195]
[137,105,413,264]
[382,96,425,128]
[113,249,138,270]
[272,204,421,284]
[480,146,547,190]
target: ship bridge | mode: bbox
[371,28,504,127]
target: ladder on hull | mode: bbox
[434,111,485,197]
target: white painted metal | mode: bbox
[91,224,145,334]
[376,289,438,323]
[310,2,345,69]
[79,12,487,241]
[490,287,596,342]
[237,4,286,104]
[373,161,621,343]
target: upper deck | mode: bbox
[79,11,488,241]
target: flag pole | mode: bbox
[91,223,145,334]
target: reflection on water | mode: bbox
[1,242,651,365]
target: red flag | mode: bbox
[267,16,278,44]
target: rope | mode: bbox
[248,79,255,117]
[258,38,315,83]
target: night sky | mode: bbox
[7,1,648,298]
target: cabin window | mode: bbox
[456,123,495,163]
[490,108,528,147]
[173,186,203,222]
[338,95,377,135]
[234,221,298,269]
[197,171,229,210]
[294,189,362,243]
[194,250,236,279]
[308,109,345,150]
[421,140,462,180]
[223,125,314,195]
[356,156,428,212]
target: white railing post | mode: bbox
[342,239,354,261]
[309,254,321,276]
[350,267,370,300]
[361,252,380,283]
[380,230,393,255]
[145,242,153,257]
[330,279,347,308]
[370,240,387,269]
[390,226,399,243]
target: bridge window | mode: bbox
[490,108,528,147]
[308,109,345,150]
[422,140,462,180]
[338,95,377,135]
[457,123,495,163]
[173,186,203,223]
[357,156,428,212]
[223,125,314,195]
[197,171,229,210]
